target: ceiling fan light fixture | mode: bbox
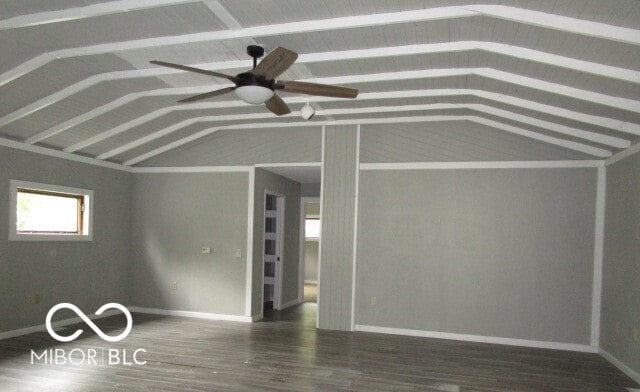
[234,85,274,104]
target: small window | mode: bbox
[9,180,93,241]
[305,219,320,240]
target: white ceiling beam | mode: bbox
[123,114,611,166]
[19,75,640,148]
[50,67,640,146]
[2,5,638,87]
[0,1,197,30]
[464,5,640,46]
[25,86,211,144]
[96,102,626,160]
[3,41,637,129]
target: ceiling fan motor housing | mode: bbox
[235,72,275,90]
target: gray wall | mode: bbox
[318,125,358,331]
[139,127,322,167]
[0,146,132,332]
[251,168,301,316]
[355,168,597,345]
[601,151,640,375]
[304,241,319,282]
[129,172,249,316]
[301,183,321,198]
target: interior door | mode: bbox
[263,193,283,311]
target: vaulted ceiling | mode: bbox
[1,0,639,168]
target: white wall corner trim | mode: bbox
[354,325,597,353]
[128,307,253,323]
[591,166,606,346]
[0,310,120,340]
[246,167,255,318]
[350,124,361,332]
[600,349,640,384]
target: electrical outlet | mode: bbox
[171,282,177,290]
[201,246,211,254]
[633,327,639,342]
[370,296,377,305]
[235,248,242,258]
[616,321,620,335]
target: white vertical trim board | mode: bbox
[355,325,597,353]
[591,166,606,346]
[600,349,640,384]
[350,124,361,331]
[317,126,325,329]
[245,167,255,318]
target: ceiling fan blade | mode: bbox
[265,94,291,116]
[150,60,238,83]
[178,87,236,103]
[252,47,298,80]
[279,81,358,99]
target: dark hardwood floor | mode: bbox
[0,304,637,391]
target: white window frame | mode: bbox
[9,180,94,241]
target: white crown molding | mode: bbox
[359,161,604,170]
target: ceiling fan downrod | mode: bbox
[247,45,265,70]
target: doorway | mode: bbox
[300,198,320,303]
[263,192,284,312]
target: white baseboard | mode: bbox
[0,310,120,340]
[600,348,640,384]
[354,325,597,353]
[304,280,318,285]
[129,306,253,323]
[279,298,301,310]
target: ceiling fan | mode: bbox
[150,45,358,116]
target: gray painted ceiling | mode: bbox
[0,0,638,167]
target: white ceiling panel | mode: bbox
[0,0,638,165]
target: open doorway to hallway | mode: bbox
[301,198,320,303]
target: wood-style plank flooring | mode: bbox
[0,304,637,391]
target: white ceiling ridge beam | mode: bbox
[5,41,635,128]
[102,102,616,161]
[0,1,197,30]
[123,114,610,166]
[3,5,638,87]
